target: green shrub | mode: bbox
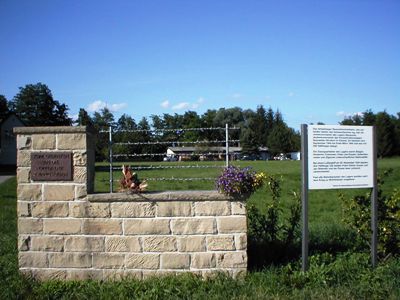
[340,169,400,258]
[247,174,301,268]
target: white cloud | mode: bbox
[110,103,127,111]
[87,100,106,112]
[172,102,190,110]
[336,111,364,118]
[288,92,295,97]
[197,97,205,104]
[161,100,170,108]
[87,100,127,112]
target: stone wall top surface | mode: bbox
[88,190,246,202]
[14,126,94,134]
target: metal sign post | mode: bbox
[301,124,309,272]
[371,126,378,268]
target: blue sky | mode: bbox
[1,0,399,129]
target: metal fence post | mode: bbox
[225,123,229,167]
[109,126,113,193]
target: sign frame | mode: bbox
[300,124,377,271]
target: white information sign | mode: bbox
[308,125,373,189]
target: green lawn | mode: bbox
[1,158,399,299]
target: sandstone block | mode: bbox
[31,202,69,218]
[67,269,103,281]
[123,270,143,280]
[235,234,247,250]
[73,151,87,166]
[44,219,81,234]
[143,236,177,252]
[195,201,231,216]
[32,269,67,281]
[17,168,30,183]
[17,184,41,201]
[17,201,31,217]
[171,218,216,235]
[207,235,235,251]
[105,236,141,252]
[18,236,31,251]
[18,218,43,234]
[103,270,125,280]
[43,185,74,201]
[111,202,155,218]
[157,201,192,217]
[31,236,64,252]
[82,219,122,235]
[17,135,31,150]
[216,251,247,268]
[124,219,170,235]
[178,236,206,252]
[64,236,104,252]
[231,201,246,215]
[73,167,87,183]
[32,134,55,150]
[191,253,216,269]
[69,202,110,218]
[217,216,247,233]
[17,150,31,167]
[49,253,92,268]
[93,253,125,269]
[57,133,86,150]
[75,185,87,199]
[19,252,48,268]
[125,254,160,269]
[160,253,190,269]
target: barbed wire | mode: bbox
[145,177,216,181]
[100,177,216,182]
[112,151,234,158]
[99,126,240,134]
[111,165,224,170]
[113,139,240,146]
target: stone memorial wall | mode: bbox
[14,127,247,281]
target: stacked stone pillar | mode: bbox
[14,126,248,281]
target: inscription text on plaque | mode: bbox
[31,152,72,181]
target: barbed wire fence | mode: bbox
[98,124,241,192]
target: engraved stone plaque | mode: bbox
[31,152,72,181]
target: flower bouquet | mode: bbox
[216,166,266,197]
[119,165,148,193]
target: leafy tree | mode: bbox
[75,108,93,127]
[92,107,115,130]
[10,83,71,126]
[92,107,115,161]
[268,124,295,155]
[375,111,396,158]
[0,95,10,119]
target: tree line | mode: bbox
[76,104,301,160]
[340,110,400,158]
[2,83,399,160]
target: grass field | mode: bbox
[1,158,399,298]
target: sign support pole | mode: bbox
[371,126,378,268]
[301,124,309,272]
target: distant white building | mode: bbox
[288,151,301,160]
[0,114,24,165]
[166,146,270,161]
